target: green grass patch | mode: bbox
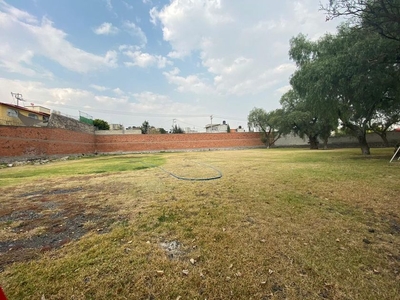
[0,154,165,187]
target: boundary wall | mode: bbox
[0,126,263,162]
[94,132,263,153]
[275,132,400,147]
[0,126,96,162]
[1,126,399,162]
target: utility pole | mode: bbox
[172,119,176,133]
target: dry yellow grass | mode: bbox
[0,148,399,299]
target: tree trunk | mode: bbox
[377,132,390,147]
[309,135,319,149]
[357,134,370,155]
[323,137,329,150]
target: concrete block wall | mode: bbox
[275,132,400,147]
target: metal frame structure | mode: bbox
[390,146,400,163]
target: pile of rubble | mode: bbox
[2,156,71,168]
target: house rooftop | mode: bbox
[0,101,50,117]
[205,123,222,128]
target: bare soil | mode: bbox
[0,181,126,271]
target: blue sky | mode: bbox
[0,0,341,131]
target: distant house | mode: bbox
[0,102,50,126]
[205,120,229,133]
[110,124,123,130]
[125,127,142,134]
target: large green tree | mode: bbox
[279,90,337,149]
[289,25,399,154]
[322,0,400,43]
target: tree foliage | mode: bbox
[93,119,110,130]
[159,128,168,134]
[289,25,400,154]
[279,90,337,149]
[247,108,283,147]
[171,124,185,134]
[322,0,400,43]
[141,120,150,134]
[369,103,400,146]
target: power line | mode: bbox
[14,95,248,126]
[21,98,212,118]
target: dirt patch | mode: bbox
[160,240,184,260]
[0,185,125,271]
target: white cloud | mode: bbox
[113,88,124,95]
[0,0,38,24]
[118,44,140,52]
[123,1,133,10]
[0,3,118,76]
[275,85,291,96]
[90,84,108,91]
[149,7,158,25]
[122,50,171,68]
[163,68,214,94]
[123,21,147,46]
[151,0,340,97]
[0,77,203,126]
[95,95,128,104]
[105,0,113,11]
[131,91,201,115]
[93,22,119,35]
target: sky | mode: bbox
[0,0,342,132]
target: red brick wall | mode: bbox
[0,126,95,159]
[95,132,264,153]
[0,126,263,160]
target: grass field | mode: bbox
[0,148,399,299]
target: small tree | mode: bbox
[93,119,110,130]
[141,120,150,134]
[171,124,185,134]
[159,128,168,134]
[248,108,283,147]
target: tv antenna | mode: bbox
[11,92,25,106]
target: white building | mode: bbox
[205,120,229,133]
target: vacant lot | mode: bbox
[0,148,399,299]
